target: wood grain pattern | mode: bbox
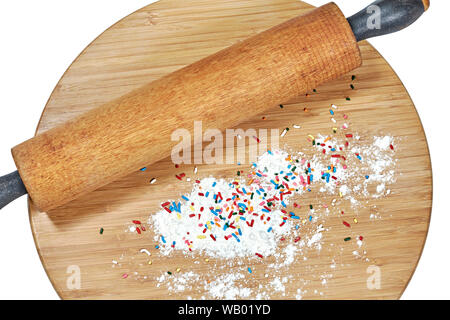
[28,0,431,300]
[12,2,360,212]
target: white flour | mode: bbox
[141,132,397,299]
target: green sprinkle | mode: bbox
[350,84,355,90]
[309,205,313,209]
[279,104,284,108]
[99,228,104,235]
[346,97,351,101]
[352,75,356,81]
[237,171,240,176]
[344,237,352,242]
[167,271,172,275]
[313,89,317,93]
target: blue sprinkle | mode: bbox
[182,195,189,201]
[232,233,240,242]
[212,182,217,187]
[267,227,273,232]
[281,201,287,208]
[205,191,210,197]
[365,175,369,179]
[161,236,166,243]
[248,267,252,274]
[140,167,147,171]
[330,109,334,115]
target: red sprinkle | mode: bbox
[343,221,351,228]
[255,253,263,258]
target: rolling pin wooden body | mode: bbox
[12,3,362,211]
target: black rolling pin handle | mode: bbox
[348,0,430,42]
[0,171,28,210]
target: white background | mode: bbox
[0,0,448,299]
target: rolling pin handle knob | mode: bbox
[0,171,28,210]
[348,0,430,42]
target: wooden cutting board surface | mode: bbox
[29,0,432,299]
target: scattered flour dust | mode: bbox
[138,133,398,299]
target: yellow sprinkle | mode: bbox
[177,213,181,220]
[339,192,343,198]
[205,258,209,262]
[197,235,206,239]
[353,218,358,224]
[176,268,181,272]
[148,260,152,265]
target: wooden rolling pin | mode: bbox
[0,0,430,212]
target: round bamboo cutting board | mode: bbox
[29,0,432,300]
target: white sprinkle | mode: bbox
[140,249,151,256]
